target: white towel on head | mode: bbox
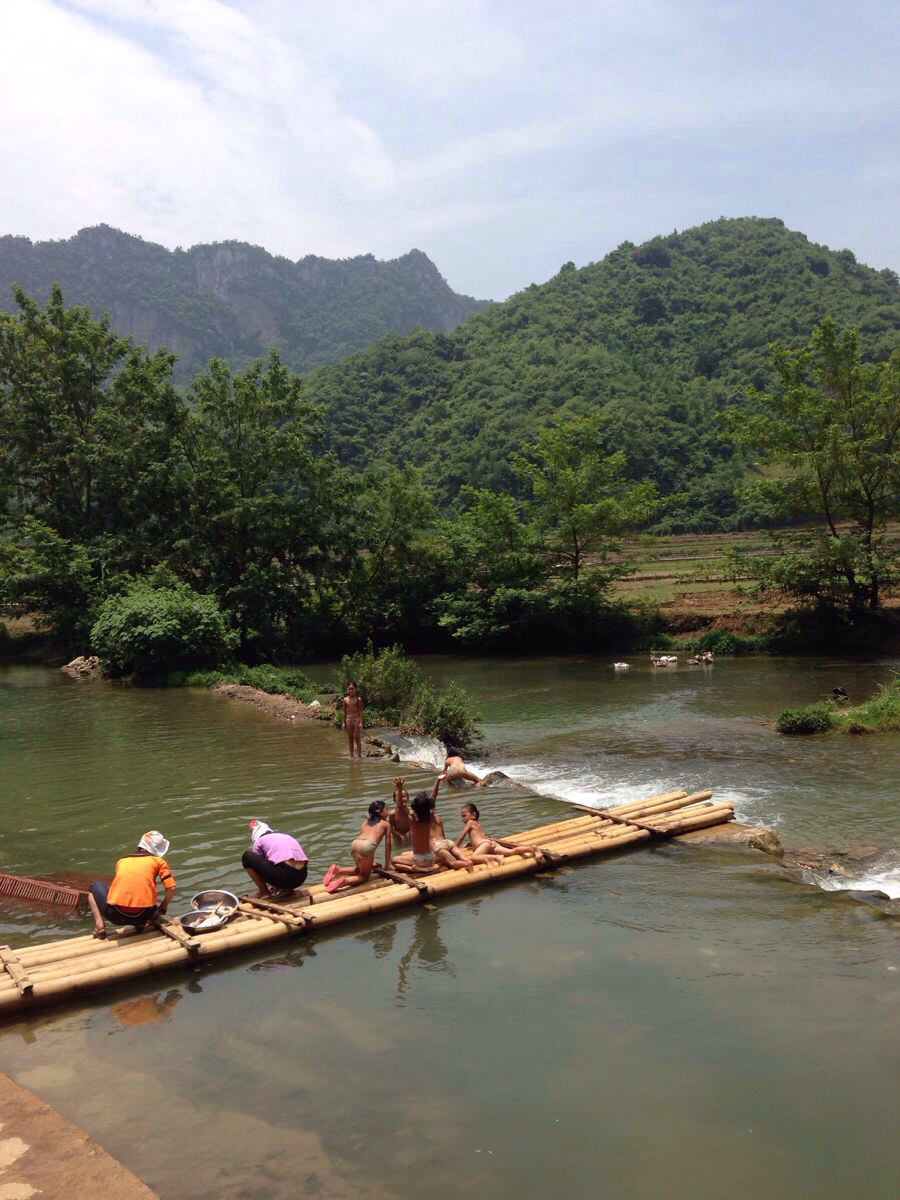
[249,819,272,847]
[139,830,170,857]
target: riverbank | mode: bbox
[0,1069,158,1199]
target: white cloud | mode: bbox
[0,0,896,298]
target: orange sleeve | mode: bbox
[156,856,176,889]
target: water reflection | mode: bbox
[394,908,454,1004]
[110,988,182,1028]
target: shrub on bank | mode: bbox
[694,629,768,655]
[91,582,236,679]
[335,642,480,747]
[775,703,834,735]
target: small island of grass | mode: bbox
[776,676,900,735]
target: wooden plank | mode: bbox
[0,945,33,996]
[154,918,200,954]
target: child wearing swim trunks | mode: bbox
[324,800,392,892]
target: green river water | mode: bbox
[0,656,897,1200]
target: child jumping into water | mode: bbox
[324,800,392,892]
[455,802,546,863]
[341,680,364,758]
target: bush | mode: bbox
[91,582,236,679]
[401,682,479,747]
[776,704,833,735]
[694,629,766,655]
[334,643,480,747]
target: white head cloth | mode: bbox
[249,819,272,847]
[139,830,170,857]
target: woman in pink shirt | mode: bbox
[242,819,309,897]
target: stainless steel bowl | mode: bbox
[179,910,229,934]
[190,889,239,914]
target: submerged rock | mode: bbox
[680,821,784,857]
[61,655,102,680]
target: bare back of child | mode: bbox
[324,801,391,892]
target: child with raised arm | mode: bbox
[341,680,364,758]
[455,802,546,863]
[389,777,412,845]
[323,800,392,892]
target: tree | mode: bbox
[0,286,187,639]
[513,415,657,584]
[732,321,900,611]
[175,352,340,657]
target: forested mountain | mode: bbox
[0,225,483,382]
[303,218,900,529]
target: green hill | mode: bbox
[0,225,483,383]
[304,217,900,528]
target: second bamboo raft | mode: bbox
[0,788,730,1017]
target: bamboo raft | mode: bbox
[0,788,730,1017]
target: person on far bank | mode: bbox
[341,680,364,758]
[242,819,309,898]
[87,831,176,940]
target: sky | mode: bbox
[1,0,898,300]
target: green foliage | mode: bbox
[169,663,318,702]
[400,682,479,747]
[175,352,340,657]
[334,643,480,746]
[694,629,764,655]
[0,516,100,644]
[727,320,900,611]
[304,218,900,529]
[836,675,900,732]
[91,582,236,678]
[776,704,834,735]
[513,414,657,582]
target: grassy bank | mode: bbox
[776,676,900,735]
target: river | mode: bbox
[0,655,897,1200]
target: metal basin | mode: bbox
[178,889,239,934]
[190,889,239,914]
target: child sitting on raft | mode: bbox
[324,800,392,892]
[391,788,501,874]
[455,802,546,863]
[389,777,412,845]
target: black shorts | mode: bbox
[89,880,157,927]
[241,850,308,891]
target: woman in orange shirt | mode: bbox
[87,831,176,939]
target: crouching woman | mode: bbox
[87,830,176,939]
[242,819,309,898]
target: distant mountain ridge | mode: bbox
[0,224,484,381]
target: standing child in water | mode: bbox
[455,802,546,862]
[341,679,364,758]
